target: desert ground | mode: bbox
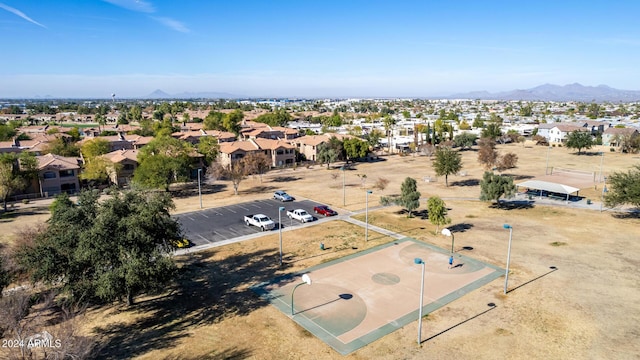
[1,142,639,359]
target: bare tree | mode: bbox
[496,152,519,172]
[242,152,271,182]
[209,160,247,195]
[477,137,499,169]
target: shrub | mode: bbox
[610,148,616,152]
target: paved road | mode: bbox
[174,198,337,246]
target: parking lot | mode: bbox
[174,197,336,246]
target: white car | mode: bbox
[286,209,314,223]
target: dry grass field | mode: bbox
[1,142,640,359]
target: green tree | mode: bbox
[204,111,225,131]
[18,189,178,305]
[45,137,80,157]
[481,123,502,140]
[364,129,383,148]
[426,196,451,234]
[604,165,640,207]
[400,177,421,217]
[134,136,194,191]
[383,115,396,154]
[587,103,601,119]
[453,132,477,150]
[317,143,338,169]
[80,138,111,161]
[0,161,22,212]
[254,110,292,127]
[343,138,369,163]
[0,124,17,141]
[80,157,117,184]
[433,147,463,187]
[479,171,516,206]
[223,109,244,135]
[472,115,484,129]
[197,136,219,166]
[565,131,594,155]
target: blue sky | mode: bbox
[1,0,640,98]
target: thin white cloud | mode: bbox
[152,16,189,33]
[0,2,46,28]
[102,0,155,13]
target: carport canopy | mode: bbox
[516,180,580,200]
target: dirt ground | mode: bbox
[1,142,640,359]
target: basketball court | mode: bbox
[252,238,503,355]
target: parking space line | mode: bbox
[187,216,195,221]
[200,213,209,218]
[197,234,210,243]
[237,205,250,211]
[226,208,237,214]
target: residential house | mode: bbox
[602,127,640,147]
[577,120,610,135]
[101,149,139,186]
[289,135,329,162]
[218,138,295,167]
[548,124,589,144]
[252,138,296,167]
[535,123,556,140]
[240,121,299,141]
[171,129,236,145]
[36,153,81,196]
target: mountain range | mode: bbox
[141,83,640,102]
[447,83,640,102]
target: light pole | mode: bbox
[279,206,285,266]
[545,146,551,175]
[503,224,513,295]
[197,168,203,209]
[414,258,425,345]
[598,151,604,183]
[365,190,372,242]
[291,274,312,315]
[441,228,454,255]
[600,177,607,213]
[342,166,346,206]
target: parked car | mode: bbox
[286,209,314,223]
[274,190,294,202]
[313,205,337,217]
[244,214,276,231]
[171,238,191,248]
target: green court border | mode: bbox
[251,238,504,355]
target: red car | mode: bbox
[313,205,337,217]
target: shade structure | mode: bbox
[516,180,580,195]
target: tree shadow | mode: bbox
[170,184,227,198]
[270,176,302,182]
[612,210,640,219]
[241,185,278,195]
[489,200,535,210]
[162,347,252,360]
[94,248,280,359]
[0,206,50,223]
[449,179,480,187]
[510,174,535,181]
[395,209,429,219]
[448,223,474,233]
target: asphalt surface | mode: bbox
[173,197,338,246]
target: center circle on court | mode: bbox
[372,272,401,285]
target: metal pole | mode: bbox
[291,282,304,315]
[279,208,283,266]
[417,261,425,345]
[600,177,606,213]
[599,151,604,183]
[198,169,202,209]
[504,227,513,295]
[450,233,455,255]
[365,190,369,242]
[545,146,551,175]
[342,167,345,206]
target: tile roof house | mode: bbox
[36,153,81,196]
[289,135,330,162]
[101,149,140,186]
[218,138,295,167]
